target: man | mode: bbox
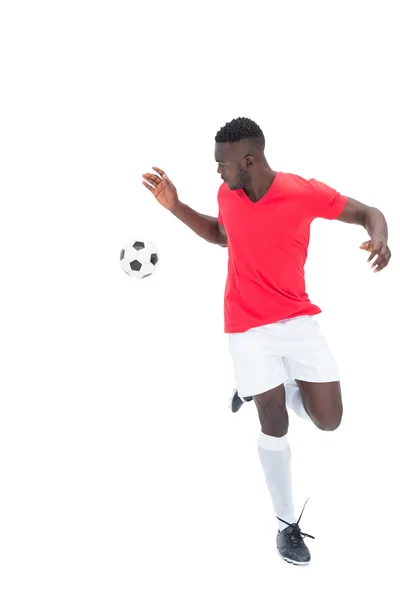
[142,117,391,565]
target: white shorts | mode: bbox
[228,316,340,398]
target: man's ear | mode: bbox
[244,155,255,168]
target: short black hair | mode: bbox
[215,117,265,150]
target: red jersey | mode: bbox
[217,172,347,333]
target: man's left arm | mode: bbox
[336,197,391,272]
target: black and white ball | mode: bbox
[120,238,159,279]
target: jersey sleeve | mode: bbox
[309,179,348,220]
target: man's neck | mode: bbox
[243,168,277,202]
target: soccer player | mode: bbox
[142,117,391,565]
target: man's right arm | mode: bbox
[217,222,228,247]
[171,201,227,247]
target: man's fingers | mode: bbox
[142,181,155,193]
[375,262,387,272]
[152,166,165,177]
[371,256,381,269]
[360,241,371,250]
[142,173,161,185]
[142,168,169,196]
[360,239,391,272]
[374,250,391,272]
[373,259,385,272]
[367,241,384,262]
[371,249,391,272]
[142,176,156,188]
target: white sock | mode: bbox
[257,432,296,531]
[284,379,312,423]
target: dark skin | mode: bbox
[142,140,391,435]
[215,140,391,434]
[254,381,343,437]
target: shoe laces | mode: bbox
[277,499,315,548]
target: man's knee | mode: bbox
[253,385,288,437]
[316,409,343,431]
[254,385,286,413]
[297,380,343,432]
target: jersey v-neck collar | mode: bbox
[237,172,280,206]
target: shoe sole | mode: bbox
[229,391,253,413]
[229,390,243,413]
[229,401,242,413]
[277,549,310,566]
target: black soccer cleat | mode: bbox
[229,389,253,413]
[276,501,315,566]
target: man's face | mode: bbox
[215,143,250,190]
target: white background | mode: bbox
[1,1,399,598]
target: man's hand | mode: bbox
[142,167,179,212]
[360,237,391,272]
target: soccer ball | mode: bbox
[120,238,159,279]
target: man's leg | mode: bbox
[255,384,294,525]
[255,385,313,565]
[258,379,342,428]
[295,380,342,431]
[230,379,313,423]
[283,316,343,430]
[228,321,314,564]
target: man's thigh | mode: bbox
[296,380,343,431]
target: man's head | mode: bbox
[214,117,265,190]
